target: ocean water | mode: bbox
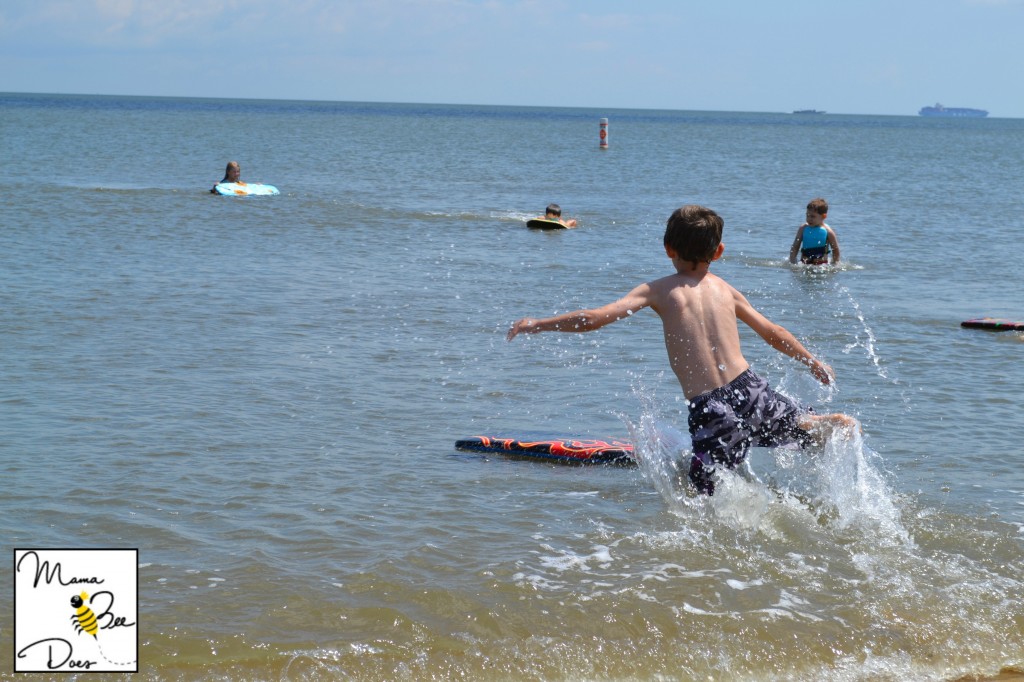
[1,93,1023,680]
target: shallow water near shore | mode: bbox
[1,93,1022,680]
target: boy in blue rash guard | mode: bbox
[508,205,858,495]
[789,198,841,265]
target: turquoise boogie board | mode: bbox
[526,218,568,229]
[214,182,279,196]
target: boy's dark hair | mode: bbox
[545,203,562,217]
[664,205,723,268]
[807,197,828,215]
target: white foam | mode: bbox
[538,544,614,572]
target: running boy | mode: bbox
[789,197,840,265]
[508,205,856,494]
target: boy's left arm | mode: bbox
[733,288,834,385]
[826,227,841,264]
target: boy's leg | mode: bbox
[797,413,859,445]
[686,372,765,495]
[687,453,717,495]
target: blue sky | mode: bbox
[2,0,1020,117]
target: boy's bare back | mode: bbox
[644,268,752,399]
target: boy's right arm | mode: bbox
[507,283,653,341]
[788,225,805,263]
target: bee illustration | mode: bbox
[70,592,99,638]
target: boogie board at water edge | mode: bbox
[214,182,280,196]
[526,218,568,230]
[455,435,636,466]
[960,317,1024,331]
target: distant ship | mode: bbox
[919,103,988,118]
[792,109,825,114]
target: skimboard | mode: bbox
[213,182,279,196]
[526,218,569,229]
[455,435,635,465]
[961,318,1024,331]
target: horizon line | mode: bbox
[0,90,1009,120]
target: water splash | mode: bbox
[624,408,691,516]
[625,410,777,532]
[772,425,913,547]
[839,284,889,381]
[625,385,910,545]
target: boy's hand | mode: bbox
[507,318,534,341]
[809,359,835,385]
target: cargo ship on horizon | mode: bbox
[919,103,988,118]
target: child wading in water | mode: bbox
[508,205,857,494]
[789,197,840,265]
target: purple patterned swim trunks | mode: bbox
[687,368,812,495]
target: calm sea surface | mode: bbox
[2,93,1023,680]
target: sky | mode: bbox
[1,0,1021,117]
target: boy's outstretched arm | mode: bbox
[732,287,834,385]
[507,284,652,341]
